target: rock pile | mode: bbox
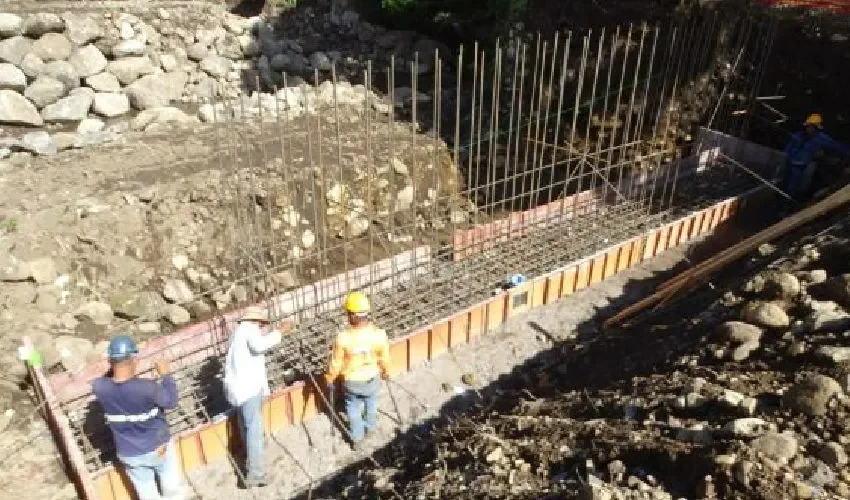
[0,5,449,159]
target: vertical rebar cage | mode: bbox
[31,6,781,499]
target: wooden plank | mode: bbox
[544,274,561,304]
[575,261,591,291]
[408,329,429,367]
[198,420,228,463]
[630,237,645,265]
[468,306,485,340]
[95,473,114,500]
[560,267,577,297]
[486,296,506,330]
[656,226,670,253]
[179,432,204,472]
[267,391,290,433]
[668,221,683,249]
[429,322,450,359]
[603,247,620,279]
[617,241,633,272]
[531,278,547,308]
[388,339,409,376]
[643,230,659,260]
[589,256,605,285]
[507,283,533,317]
[449,313,469,348]
[109,469,132,500]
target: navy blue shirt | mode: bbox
[92,375,179,458]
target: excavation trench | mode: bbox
[30,127,786,500]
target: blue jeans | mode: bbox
[781,161,816,200]
[119,441,184,500]
[343,377,380,442]
[236,393,265,483]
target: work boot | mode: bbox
[238,477,268,489]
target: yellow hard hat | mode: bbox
[343,291,370,314]
[804,113,823,128]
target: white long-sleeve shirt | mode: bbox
[223,321,282,407]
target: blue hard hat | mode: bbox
[107,335,138,361]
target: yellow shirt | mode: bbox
[327,324,390,382]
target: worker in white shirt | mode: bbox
[223,306,288,489]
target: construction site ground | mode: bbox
[185,214,709,499]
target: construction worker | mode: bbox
[781,113,850,201]
[223,305,284,489]
[325,291,391,451]
[91,335,185,500]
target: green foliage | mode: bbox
[0,217,18,233]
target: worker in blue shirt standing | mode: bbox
[92,335,185,500]
[781,113,850,201]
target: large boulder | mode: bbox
[20,131,56,155]
[751,432,798,464]
[61,12,104,46]
[130,106,196,131]
[31,33,72,62]
[0,90,43,126]
[112,39,146,58]
[125,71,188,110]
[741,301,790,329]
[43,60,80,90]
[784,373,842,416]
[199,55,231,78]
[762,271,801,299]
[41,87,94,122]
[75,300,114,326]
[106,56,156,85]
[55,335,95,373]
[717,321,763,344]
[22,13,65,37]
[68,44,107,78]
[92,92,130,117]
[111,291,168,320]
[0,13,22,37]
[85,72,120,92]
[0,36,33,66]
[162,279,193,304]
[24,76,65,108]
[19,53,45,79]
[0,63,26,91]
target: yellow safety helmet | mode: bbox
[804,113,824,128]
[343,291,370,314]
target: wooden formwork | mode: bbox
[36,192,748,500]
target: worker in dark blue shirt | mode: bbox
[781,113,850,201]
[92,335,185,500]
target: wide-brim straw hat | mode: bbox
[241,306,269,323]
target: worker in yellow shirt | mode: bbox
[325,291,391,450]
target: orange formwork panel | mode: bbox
[575,261,591,291]
[407,328,430,367]
[589,255,605,285]
[507,282,533,318]
[468,306,486,340]
[449,312,470,348]
[603,247,620,279]
[656,226,671,254]
[617,240,634,272]
[429,321,450,359]
[544,274,561,304]
[689,213,704,239]
[94,469,132,500]
[630,236,646,266]
[389,338,409,376]
[560,266,578,297]
[670,220,685,248]
[642,230,660,260]
[531,277,547,308]
[198,419,231,464]
[699,207,715,234]
[265,390,291,434]
[487,295,507,330]
[179,432,205,472]
[290,383,318,423]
